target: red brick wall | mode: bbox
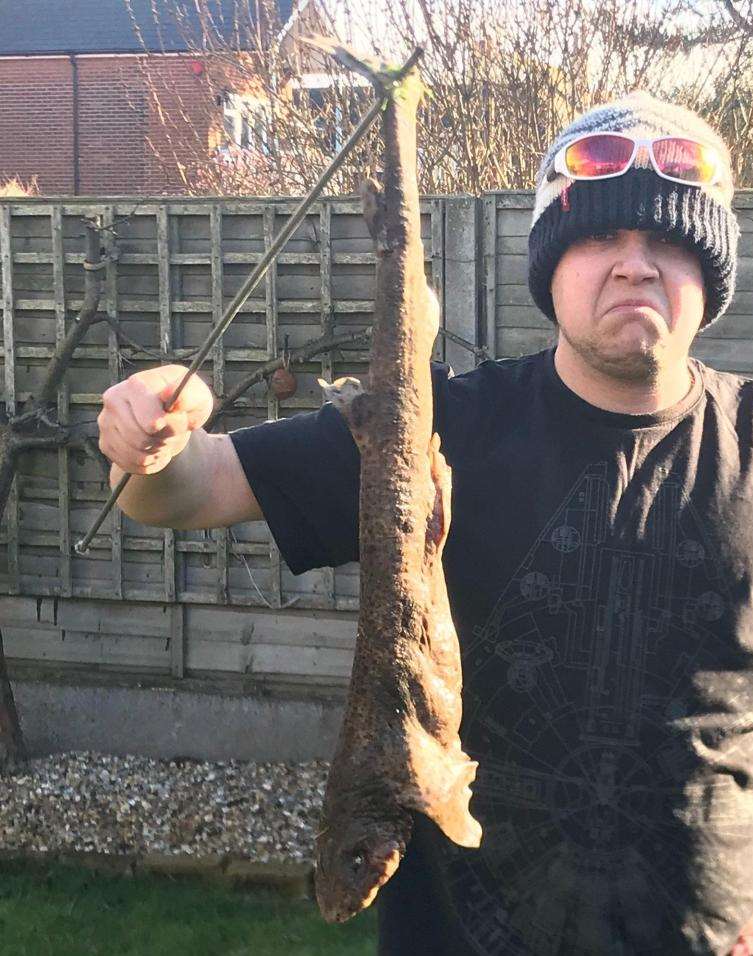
[0,54,217,195]
[0,57,75,193]
[136,55,217,195]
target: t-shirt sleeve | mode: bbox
[228,362,454,575]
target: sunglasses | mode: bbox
[546,132,722,187]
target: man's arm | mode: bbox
[98,364,263,529]
[111,427,263,528]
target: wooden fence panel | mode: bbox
[2,190,752,688]
[0,196,443,619]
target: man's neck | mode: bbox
[553,343,695,414]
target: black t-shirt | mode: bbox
[229,348,753,956]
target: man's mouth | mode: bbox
[607,299,661,313]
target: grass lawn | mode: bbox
[0,859,377,955]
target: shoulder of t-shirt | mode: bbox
[431,350,545,463]
[693,357,753,433]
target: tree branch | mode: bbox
[100,313,202,363]
[12,222,105,425]
[723,0,753,35]
[205,327,371,430]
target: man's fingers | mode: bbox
[128,384,189,438]
[144,408,189,440]
[105,397,166,451]
[158,375,213,430]
[100,430,172,475]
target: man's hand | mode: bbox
[98,365,213,476]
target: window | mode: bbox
[221,92,271,155]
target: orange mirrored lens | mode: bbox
[565,135,634,177]
[652,138,716,183]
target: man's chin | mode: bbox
[564,332,663,383]
[593,350,661,383]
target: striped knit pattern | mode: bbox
[528,91,740,327]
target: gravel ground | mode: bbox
[0,752,329,862]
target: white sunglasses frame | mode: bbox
[546,131,722,188]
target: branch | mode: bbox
[13,222,106,423]
[9,408,59,431]
[15,423,111,483]
[69,435,112,483]
[205,327,371,430]
[100,313,202,362]
[723,0,753,35]
[437,326,490,361]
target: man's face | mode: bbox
[550,228,706,383]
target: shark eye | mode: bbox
[353,853,364,866]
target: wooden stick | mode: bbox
[74,80,390,555]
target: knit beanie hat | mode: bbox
[528,91,739,328]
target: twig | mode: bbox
[228,526,300,609]
[9,408,59,431]
[76,71,394,554]
[205,327,372,430]
[437,327,490,362]
[101,314,203,362]
[722,0,753,35]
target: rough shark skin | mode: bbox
[314,66,483,925]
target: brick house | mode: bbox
[0,0,322,195]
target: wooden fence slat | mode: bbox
[0,529,273,556]
[319,202,336,610]
[169,203,185,601]
[210,204,229,605]
[57,381,72,596]
[52,205,72,597]
[157,205,177,607]
[169,603,185,678]
[1,205,20,594]
[0,208,15,411]
[13,390,354,411]
[11,250,419,267]
[11,296,381,315]
[264,205,283,610]
[104,208,123,599]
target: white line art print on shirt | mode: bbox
[435,461,753,955]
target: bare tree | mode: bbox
[721,0,753,36]
[130,0,753,195]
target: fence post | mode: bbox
[482,194,498,361]
[442,196,479,375]
[0,204,19,595]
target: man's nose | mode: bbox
[611,233,660,282]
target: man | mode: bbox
[98,91,753,954]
